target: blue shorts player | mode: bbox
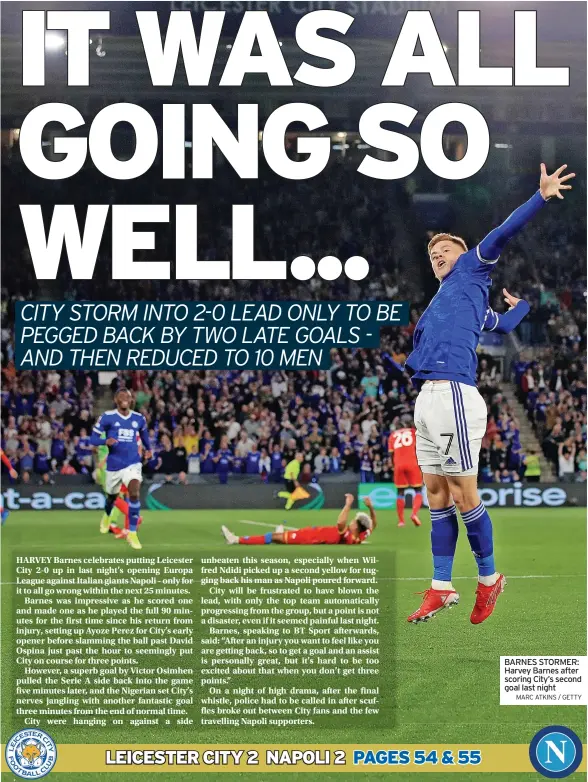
[90,389,152,550]
[405,163,575,625]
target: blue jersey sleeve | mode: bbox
[137,414,151,450]
[483,301,530,334]
[382,352,405,374]
[477,190,547,264]
[483,308,500,331]
[90,414,106,446]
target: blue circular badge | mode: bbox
[5,728,57,779]
[529,726,583,778]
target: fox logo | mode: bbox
[21,743,41,764]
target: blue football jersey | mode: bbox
[406,191,546,389]
[91,409,150,471]
[483,307,500,332]
[406,248,494,388]
[216,448,233,471]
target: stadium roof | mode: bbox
[1,1,585,126]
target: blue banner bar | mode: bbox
[15,300,409,370]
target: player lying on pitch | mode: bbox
[0,449,18,525]
[405,163,574,625]
[222,494,376,545]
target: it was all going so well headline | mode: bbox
[17,8,570,281]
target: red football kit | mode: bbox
[1,449,13,473]
[388,427,422,488]
[283,526,370,545]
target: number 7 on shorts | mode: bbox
[441,433,454,455]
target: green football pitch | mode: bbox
[1,507,586,781]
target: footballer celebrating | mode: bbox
[90,389,151,550]
[222,493,376,545]
[405,163,574,625]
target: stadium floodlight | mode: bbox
[45,32,65,51]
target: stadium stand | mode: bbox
[2,157,585,486]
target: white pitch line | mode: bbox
[238,519,298,531]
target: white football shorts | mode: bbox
[104,463,143,495]
[414,381,487,477]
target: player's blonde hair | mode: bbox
[354,512,372,531]
[427,233,468,256]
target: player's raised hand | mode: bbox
[539,163,575,200]
[363,496,373,509]
[344,493,354,506]
[503,288,522,309]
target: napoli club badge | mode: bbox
[5,728,57,778]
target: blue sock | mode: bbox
[462,503,495,576]
[1,509,8,525]
[430,506,459,581]
[128,500,141,533]
[242,533,272,544]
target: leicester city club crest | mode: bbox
[5,728,57,778]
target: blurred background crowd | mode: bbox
[2,156,585,488]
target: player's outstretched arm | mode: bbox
[337,493,354,531]
[483,290,530,334]
[363,496,377,530]
[478,164,575,262]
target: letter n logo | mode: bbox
[529,726,582,778]
[544,740,567,764]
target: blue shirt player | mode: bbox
[90,389,152,550]
[405,163,575,626]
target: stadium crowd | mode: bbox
[1,338,585,486]
[1,155,586,485]
[515,349,587,482]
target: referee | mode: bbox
[277,452,305,510]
